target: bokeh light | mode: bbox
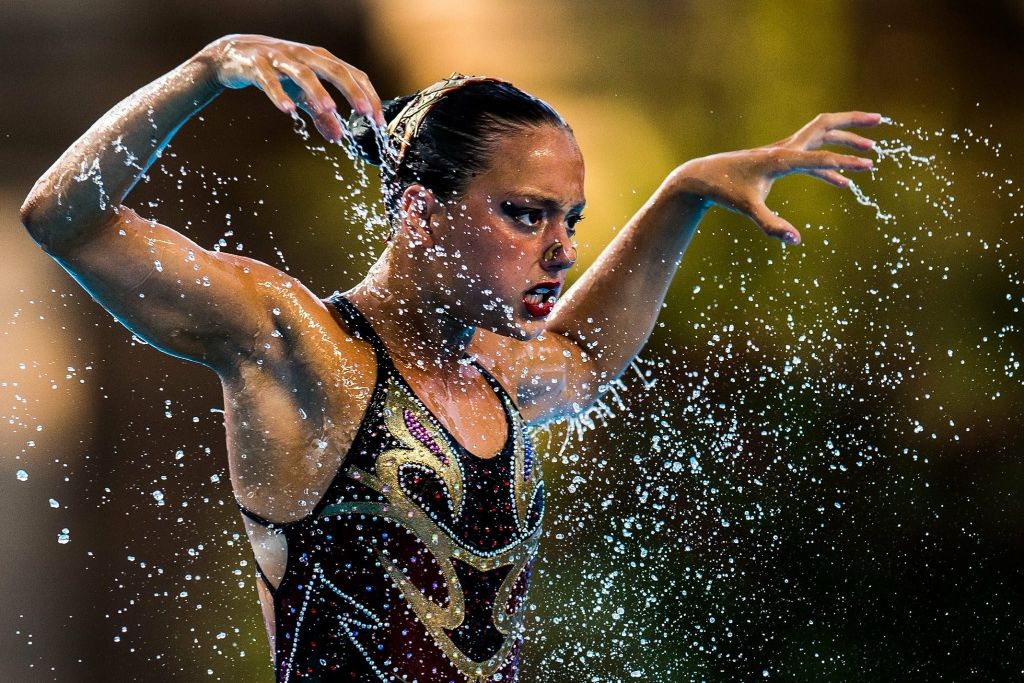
[2,1,1022,680]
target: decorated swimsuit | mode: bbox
[238,293,545,682]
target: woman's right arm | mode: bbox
[19,35,383,373]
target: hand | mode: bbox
[199,34,385,143]
[671,112,883,245]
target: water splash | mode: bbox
[10,112,1021,679]
[847,179,894,223]
[289,110,310,141]
[521,118,1023,680]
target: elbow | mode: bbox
[19,191,109,255]
[18,195,34,226]
[19,194,53,251]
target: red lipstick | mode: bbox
[522,281,562,318]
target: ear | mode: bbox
[397,183,443,247]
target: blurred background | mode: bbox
[2,0,1023,680]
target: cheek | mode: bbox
[447,226,534,290]
[480,239,534,294]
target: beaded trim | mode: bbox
[301,374,543,680]
[280,563,388,683]
[371,378,543,556]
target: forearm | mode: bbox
[20,48,224,250]
[548,168,709,383]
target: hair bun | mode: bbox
[347,94,415,166]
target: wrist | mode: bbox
[188,41,229,92]
[664,163,715,213]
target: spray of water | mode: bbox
[7,114,1021,679]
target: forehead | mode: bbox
[469,125,585,206]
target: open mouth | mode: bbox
[522,281,561,318]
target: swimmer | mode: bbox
[19,34,878,682]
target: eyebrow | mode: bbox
[514,193,586,213]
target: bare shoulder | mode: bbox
[469,327,581,425]
[219,280,381,523]
[467,328,525,401]
[221,261,368,375]
[222,273,380,420]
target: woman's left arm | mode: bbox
[506,111,881,424]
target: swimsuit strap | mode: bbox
[235,498,282,528]
[330,292,521,450]
[466,356,519,418]
[328,292,394,369]
[330,291,481,378]
[234,499,289,595]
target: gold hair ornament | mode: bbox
[384,72,508,170]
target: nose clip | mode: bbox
[543,240,576,267]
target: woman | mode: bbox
[19,34,879,682]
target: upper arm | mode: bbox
[469,328,603,427]
[42,204,293,371]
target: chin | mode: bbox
[481,311,546,341]
[468,295,551,341]
[510,323,544,341]
[511,314,551,341]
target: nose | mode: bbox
[542,230,577,271]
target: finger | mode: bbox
[785,149,874,172]
[279,78,316,114]
[277,79,344,143]
[792,111,883,148]
[822,129,875,151]
[335,64,384,124]
[274,61,335,115]
[811,111,883,131]
[311,110,345,143]
[309,54,382,123]
[825,111,883,129]
[271,77,341,142]
[251,58,296,114]
[750,201,801,245]
[808,169,851,188]
[351,70,386,126]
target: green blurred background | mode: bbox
[2,1,1022,680]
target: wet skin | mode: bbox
[19,34,880,657]
[220,125,589,598]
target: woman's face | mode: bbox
[424,124,586,340]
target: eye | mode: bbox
[501,201,543,228]
[567,214,585,236]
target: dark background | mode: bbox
[2,1,1022,680]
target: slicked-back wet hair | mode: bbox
[348,79,570,226]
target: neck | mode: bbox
[347,247,476,379]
